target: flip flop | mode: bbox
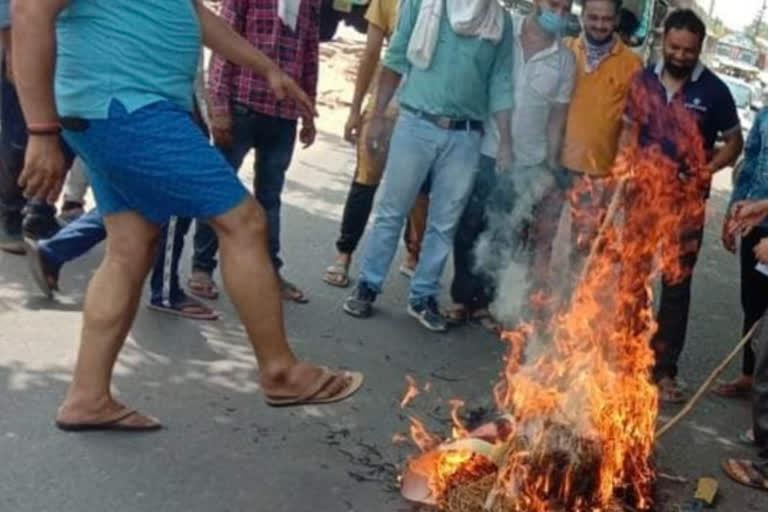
[56,408,163,432]
[280,278,310,304]
[322,262,350,288]
[721,458,768,491]
[187,273,220,300]
[265,367,364,407]
[470,310,502,334]
[711,378,752,398]
[657,377,686,404]
[399,263,416,278]
[24,237,59,299]
[146,297,220,321]
[444,305,470,327]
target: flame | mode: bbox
[399,77,712,510]
[400,375,421,408]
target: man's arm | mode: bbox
[489,17,515,171]
[12,0,68,126]
[373,0,419,117]
[547,103,569,170]
[11,0,71,203]
[351,24,386,120]
[709,129,744,174]
[196,1,314,117]
[301,2,320,108]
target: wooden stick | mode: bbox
[575,178,627,287]
[655,321,760,439]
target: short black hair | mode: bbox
[664,8,707,43]
[582,0,623,13]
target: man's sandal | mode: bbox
[265,367,364,407]
[322,262,350,288]
[187,272,220,300]
[56,408,162,432]
[721,459,768,491]
[147,297,219,321]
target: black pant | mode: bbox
[451,154,497,309]
[336,182,377,255]
[651,226,704,380]
[753,315,768,452]
[740,227,768,376]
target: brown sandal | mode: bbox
[722,458,768,491]
[265,367,364,407]
[187,272,219,300]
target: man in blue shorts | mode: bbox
[12,0,363,431]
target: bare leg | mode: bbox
[209,197,357,401]
[57,212,161,427]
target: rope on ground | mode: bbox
[655,321,760,439]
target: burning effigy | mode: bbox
[399,81,710,512]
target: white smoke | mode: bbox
[472,163,558,325]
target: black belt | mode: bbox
[401,104,483,132]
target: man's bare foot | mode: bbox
[260,361,364,406]
[56,398,161,431]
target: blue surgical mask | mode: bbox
[536,6,568,36]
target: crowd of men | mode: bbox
[0,0,767,494]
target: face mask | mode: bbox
[665,61,695,80]
[537,6,568,36]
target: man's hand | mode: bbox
[18,136,67,204]
[344,110,362,144]
[721,213,737,254]
[300,116,316,148]
[755,238,768,264]
[211,111,233,148]
[730,199,768,236]
[366,115,386,157]
[266,68,317,120]
[496,138,512,173]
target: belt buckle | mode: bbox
[436,116,452,130]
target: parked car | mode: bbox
[720,74,757,135]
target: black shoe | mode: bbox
[24,237,59,298]
[22,211,61,240]
[0,211,25,254]
[343,283,377,318]
[407,297,448,332]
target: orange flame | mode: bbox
[400,375,421,408]
[401,75,711,511]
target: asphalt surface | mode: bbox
[0,128,766,512]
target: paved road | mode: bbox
[0,129,765,512]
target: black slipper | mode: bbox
[56,409,163,432]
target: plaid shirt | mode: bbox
[209,0,320,120]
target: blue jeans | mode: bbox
[358,111,481,302]
[193,103,297,274]
[38,208,192,305]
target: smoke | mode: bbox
[472,163,558,326]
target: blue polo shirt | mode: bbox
[55,0,200,119]
[625,61,740,165]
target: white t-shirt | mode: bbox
[481,14,576,166]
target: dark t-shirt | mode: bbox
[625,62,740,167]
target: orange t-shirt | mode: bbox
[561,37,643,176]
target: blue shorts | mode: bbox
[62,100,248,224]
